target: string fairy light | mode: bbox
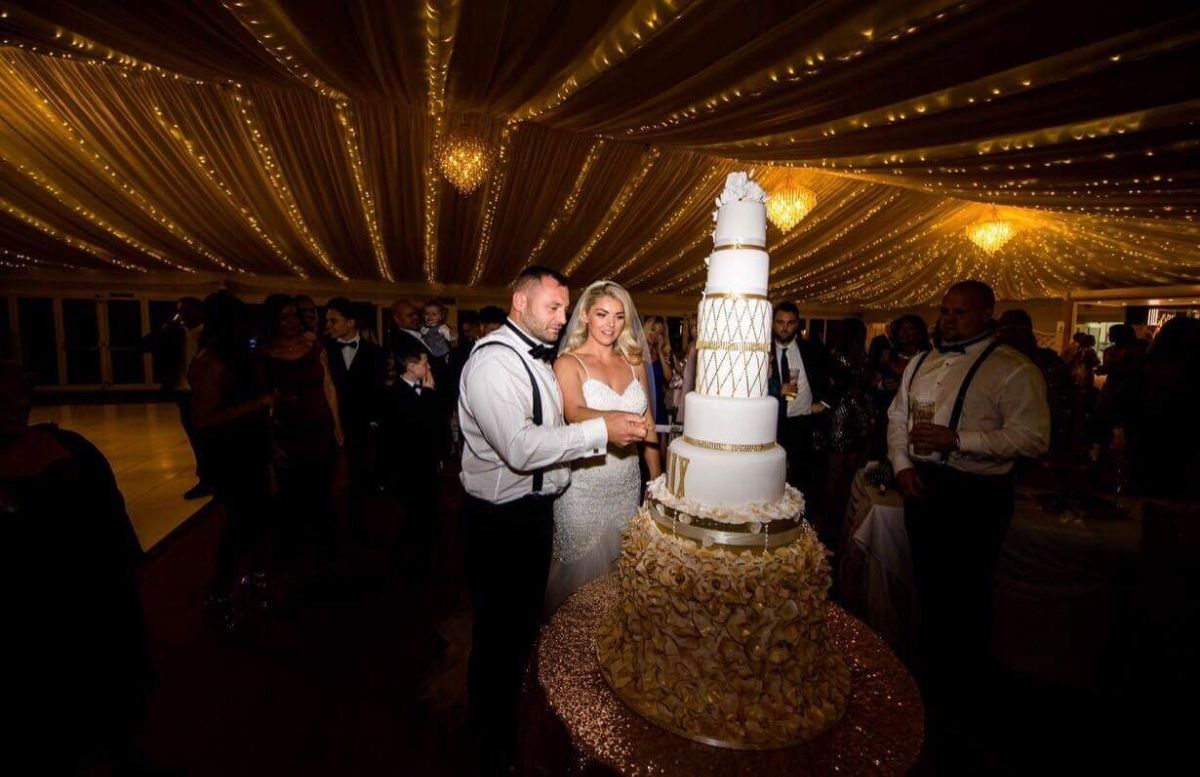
[335,100,391,281]
[0,246,83,272]
[421,0,464,284]
[624,1,968,138]
[0,55,238,272]
[516,0,697,122]
[228,88,346,278]
[562,147,661,277]
[526,138,607,265]
[609,163,729,281]
[220,0,344,98]
[0,195,144,271]
[1,155,195,272]
[152,103,308,278]
[469,121,518,286]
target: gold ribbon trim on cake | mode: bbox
[712,240,766,251]
[681,435,777,453]
[646,498,805,550]
[702,291,769,301]
[695,340,770,353]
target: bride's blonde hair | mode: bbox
[562,281,644,365]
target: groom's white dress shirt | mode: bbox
[459,319,608,504]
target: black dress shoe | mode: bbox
[184,482,214,500]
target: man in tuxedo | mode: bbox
[325,298,385,545]
[458,266,647,773]
[772,302,832,509]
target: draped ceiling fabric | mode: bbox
[1,0,1198,307]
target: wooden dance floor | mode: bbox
[31,401,209,551]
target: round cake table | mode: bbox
[522,574,923,776]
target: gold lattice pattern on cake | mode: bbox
[697,296,771,398]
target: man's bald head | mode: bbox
[939,280,995,343]
[391,299,419,331]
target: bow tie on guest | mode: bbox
[339,339,358,350]
[936,332,992,355]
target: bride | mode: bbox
[545,280,660,614]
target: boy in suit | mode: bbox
[392,339,447,581]
[325,298,385,546]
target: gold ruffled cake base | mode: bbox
[533,574,923,775]
[597,508,849,749]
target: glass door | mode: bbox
[62,298,102,385]
[17,297,59,385]
[106,299,147,385]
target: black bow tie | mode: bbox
[504,320,556,363]
[340,340,357,350]
[936,332,991,355]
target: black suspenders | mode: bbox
[473,342,545,493]
[906,340,1002,462]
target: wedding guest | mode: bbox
[1128,315,1200,497]
[0,360,152,773]
[458,266,646,774]
[391,339,446,581]
[477,305,507,336]
[820,318,873,553]
[259,294,343,578]
[295,294,320,343]
[190,292,274,625]
[325,297,386,545]
[888,280,1049,760]
[421,300,455,360]
[642,315,674,422]
[772,302,832,506]
[869,314,930,456]
[995,309,1074,458]
[389,299,430,356]
[1093,323,1145,447]
[143,296,211,499]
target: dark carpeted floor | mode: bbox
[116,471,1181,776]
[130,473,481,777]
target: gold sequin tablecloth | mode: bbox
[524,574,923,776]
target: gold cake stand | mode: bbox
[524,575,924,776]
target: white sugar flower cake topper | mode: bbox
[712,171,767,221]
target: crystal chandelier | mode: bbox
[434,133,496,194]
[966,208,1017,253]
[766,178,817,232]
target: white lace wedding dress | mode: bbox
[545,359,647,615]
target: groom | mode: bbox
[459,266,647,771]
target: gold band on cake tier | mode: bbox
[695,340,770,353]
[681,435,776,452]
[712,241,766,251]
[646,499,805,550]
[702,292,769,301]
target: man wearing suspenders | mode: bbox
[458,266,647,773]
[887,281,1049,752]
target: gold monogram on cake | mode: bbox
[666,450,690,498]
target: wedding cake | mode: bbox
[597,172,849,749]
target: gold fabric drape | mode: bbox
[1,1,1198,305]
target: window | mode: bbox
[18,297,58,385]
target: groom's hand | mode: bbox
[605,412,648,447]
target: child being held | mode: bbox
[420,301,455,359]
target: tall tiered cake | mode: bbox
[597,172,849,749]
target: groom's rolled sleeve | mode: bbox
[466,353,608,472]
